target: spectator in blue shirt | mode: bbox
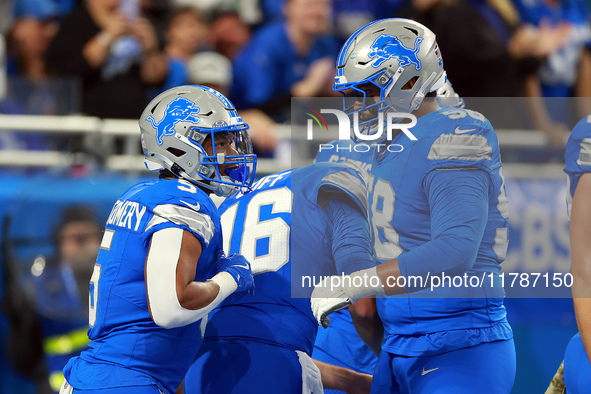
[231,0,338,121]
[161,6,209,91]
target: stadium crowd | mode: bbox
[0,0,589,153]
[0,1,591,393]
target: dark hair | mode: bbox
[59,205,96,227]
[53,205,99,244]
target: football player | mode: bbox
[312,18,516,393]
[563,114,591,393]
[311,78,465,394]
[182,162,374,393]
[59,85,257,394]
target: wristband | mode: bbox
[210,271,238,299]
[341,267,385,303]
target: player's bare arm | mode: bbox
[349,298,383,357]
[313,358,373,394]
[570,172,591,363]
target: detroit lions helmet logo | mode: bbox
[367,34,423,71]
[146,97,201,145]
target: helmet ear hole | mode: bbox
[401,76,419,90]
[166,147,186,157]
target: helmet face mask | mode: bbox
[195,128,256,197]
[333,18,447,143]
[139,85,257,197]
[339,70,396,142]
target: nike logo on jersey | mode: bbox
[454,127,476,134]
[107,200,147,232]
[421,367,439,376]
[180,200,201,211]
[234,263,250,270]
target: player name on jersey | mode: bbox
[106,200,147,232]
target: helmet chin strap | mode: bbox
[409,72,437,112]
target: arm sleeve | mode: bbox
[146,227,236,329]
[326,196,376,275]
[397,169,490,289]
[143,202,215,250]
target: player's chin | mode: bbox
[359,110,375,122]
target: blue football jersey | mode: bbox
[207,163,369,356]
[368,107,512,356]
[315,139,374,174]
[565,115,591,216]
[314,141,379,376]
[63,178,223,394]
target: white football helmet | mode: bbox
[333,18,447,142]
[139,85,257,197]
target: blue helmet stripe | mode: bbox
[195,84,236,109]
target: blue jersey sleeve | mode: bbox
[397,169,490,291]
[424,111,500,175]
[141,181,217,249]
[317,166,370,216]
[565,115,591,215]
[326,196,375,275]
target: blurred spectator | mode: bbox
[208,10,250,60]
[45,0,168,119]
[513,0,590,98]
[513,0,591,147]
[6,12,58,81]
[4,205,102,393]
[188,51,279,154]
[173,0,264,25]
[400,0,574,150]
[13,0,76,21]
[259,0,407,42]
[231,0,337,121]
[27,206,101,392]
[140,0,170,46]
[1,9,57,149]
[161,6,208,91]
[401,0,550,97]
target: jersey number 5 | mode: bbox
[89,264,101,327]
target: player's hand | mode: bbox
[216,252,254,293]
[311,277,352,328]
[102,13,129,41]
[129,18,159,53]
[291,57,335,97]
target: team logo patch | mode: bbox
[147,97,201,145]
[368,34,423,70]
